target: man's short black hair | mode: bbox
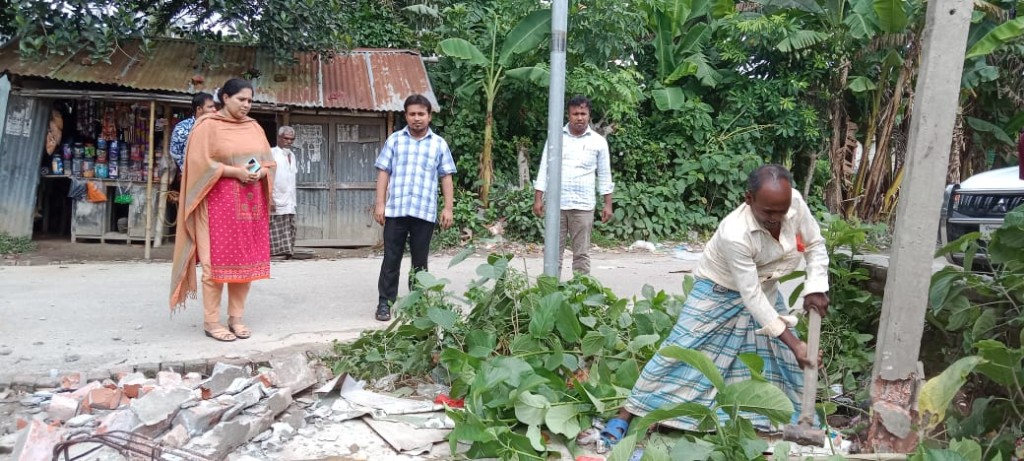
[404,94,432,113]
[747,164,794,194]
[568,95,591,110]
[191,92,214,113]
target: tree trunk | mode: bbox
[480,110,495,207]
[517,139,531,189]
[947,114,964,184]
[855,34,919,221]
[848,77,884,218]
[825,61,851,213]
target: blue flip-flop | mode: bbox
[600,417,630,445]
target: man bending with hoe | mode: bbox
[602,164,830,442]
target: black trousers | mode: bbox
[378,216,435,307]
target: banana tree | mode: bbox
[643,0,726,110]
[439,9,551,207]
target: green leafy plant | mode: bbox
[930,204,1024,352]
[921,205,1024,458]
[487,187,544,243]
[817,215,885,398]
[0,232,36,256]
[330,254,690,459]
[438,8,551,206]
[433,189,488,250]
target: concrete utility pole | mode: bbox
[542,0,568,278]
[867,0,972,452]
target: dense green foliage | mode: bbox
[920,205,1024,459]
[330,254,803,460]
[8,0,1022,237]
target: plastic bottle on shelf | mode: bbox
[51,154,64,176]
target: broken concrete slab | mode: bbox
[202,363,249,396]
[11,420,64,461]
[96,409,142,434]
[221,384,264,422]
[157,371,183,388]
[161,424,190,449]
[270,422,296,442]
[268,354,316,395]
[19,395,47,407]
[0,432,17,454]
[187,400,291,461]
[276,407,306,431]
[65,414,97,427]
[116,372,146,388]
[45,394,79,422]
[174,400,231,436]
[233,385,263,411]
[362,416,451,455]
[223,377,257,395]
[337,376,441,418]
[182,372,204,389]
[130,386,193,426]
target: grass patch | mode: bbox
[0,232,37,256]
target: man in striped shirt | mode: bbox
[533,95,615,275]
[373,94,457,321]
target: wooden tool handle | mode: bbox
[800,309,822,422]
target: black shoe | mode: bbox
[375,304,391,321]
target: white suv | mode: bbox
[940,166,1024,264]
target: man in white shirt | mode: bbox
[599,165,831,443]
[270,126,298,259]
[532,95,614,275]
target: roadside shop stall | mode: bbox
[0,38,439,255]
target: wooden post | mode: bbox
[144,101,156,260]
[282,109,290,126]
[866,0,972,452]
[153,103,172,248]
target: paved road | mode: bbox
[0,252,701,378]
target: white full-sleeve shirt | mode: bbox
[534,125,614,211]
[693,189,830,337]
[271,146,297,215]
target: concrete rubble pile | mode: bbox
[2,353,319,461]
[233,374,458,460]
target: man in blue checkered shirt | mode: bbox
[533,95,615,275]
[372,94,456,321]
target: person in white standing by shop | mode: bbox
[270,126,298,260]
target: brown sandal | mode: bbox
[204,324,237,342]
[228,318,251,339]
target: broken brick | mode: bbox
[83,388,124,412]
[68,381,102,401]
[45,394,79,422]
[59,372,84,391]
[11,420,64,461]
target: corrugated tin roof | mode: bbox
[0,39,436,112]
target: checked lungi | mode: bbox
[269,214,297,256]
[624,278,805,431]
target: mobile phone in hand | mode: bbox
[246,157,261,174]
